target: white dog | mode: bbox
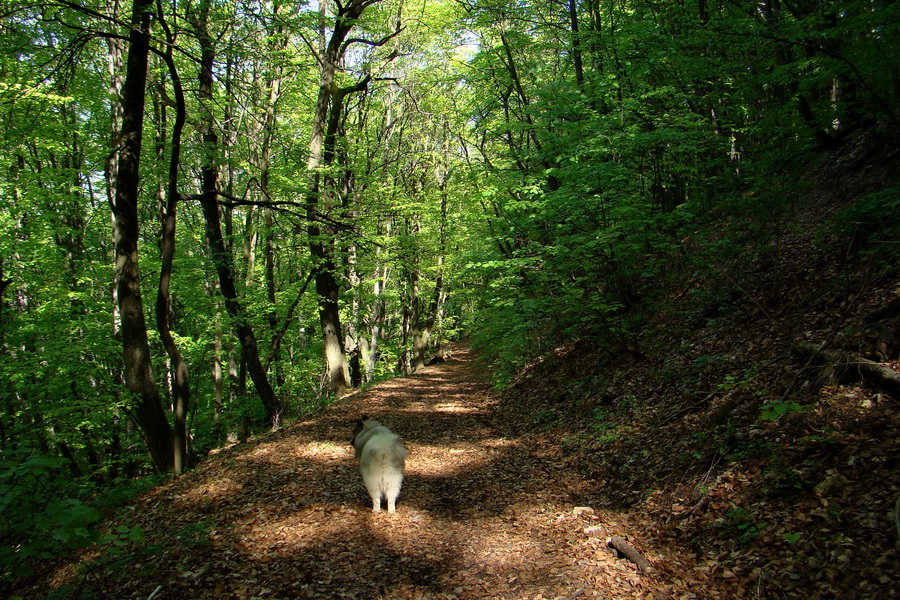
[351,416,407,514]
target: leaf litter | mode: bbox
[33,344,703,599]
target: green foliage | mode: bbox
[782,532,802,544]
[176,519,212,547]
[456,0,900,383]
[759,399,804,422]
[0,450,101,582]
[694,354,728,369]
[718,507,767,545]
[92,476,167,512]
[832,185,900,251]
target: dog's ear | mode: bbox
[350,415,367,445]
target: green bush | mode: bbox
[0,450,102,582]
[833,185,900,250]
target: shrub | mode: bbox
[0,450,102,582]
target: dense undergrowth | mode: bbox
[496,123,900,597]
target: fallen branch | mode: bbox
[607,536,655,574]
[794,341,900,395]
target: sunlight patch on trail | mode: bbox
[398,402,485,414]
[180,477,246,503]
[404,441,506,477]
[235,441,349,466]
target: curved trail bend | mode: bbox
[75,345,694,599]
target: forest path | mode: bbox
[66,344,693,599]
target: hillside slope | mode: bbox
[498,123,900,599]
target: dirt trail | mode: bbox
[55,344,698,599]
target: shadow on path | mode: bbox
[43,344,674,600]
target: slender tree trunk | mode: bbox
[155,18,191,474]
[257,24,286,370]
[104,0,124,337]
[213,316,223,422]
[497,26,560,190]
[366,236,389,382]
[199,137,283,429]
[409,214,427,372]
[113,0,174,472]
[304,1,374,395]
[363,95,398,382]
[428,176,449,346]
[192,0,283,427]
[568,0,584,87]
[0,260,9,341]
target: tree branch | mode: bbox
[341,26,405,53]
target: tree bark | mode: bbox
[411,129,450,372]
[567,0,584,88]
[304,0,378,395]
[155,13,191,474]
[113,0,174,472]
[192,0,284,427]
[795,342,900,395]
[410,225,425,371]
[258,21,287,378]
[366,244,390,382]
[607,536,655,574]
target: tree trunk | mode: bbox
[257,24,286,375]
[410,241,425,371]
[364,97,398,382]
[795,342,900,396]
[412,137,450,372]
[366,247,389,382]
[426,177,449,353]
[192,0,283,427]
[304,1,377,395]
[104,0,125,336]
[213,314,223,422]
[568,0,584,88]
[198,136,283,429]
[113,0,174,472]
[155,18,191,474]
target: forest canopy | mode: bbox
[0,0,898,581]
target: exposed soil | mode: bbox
[36,343,695,599]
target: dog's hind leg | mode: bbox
[384,480,402,514]
[365,480,383,513]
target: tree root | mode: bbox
[794,341,900,395]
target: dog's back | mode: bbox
[352,417,407,514]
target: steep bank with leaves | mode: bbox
[459,0,900,384]
[497,123,900,598]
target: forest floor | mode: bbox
[38,343,699,600]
